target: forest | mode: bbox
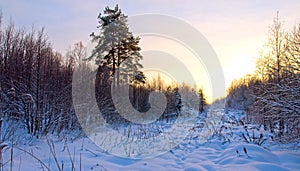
[226,13,300,142]
[0,4,299,171]
[0,6,206,142]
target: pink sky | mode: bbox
[1,0,300,100]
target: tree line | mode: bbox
[0,13,80,138]
[226,12,300,142]
[0,5,207,141]
[87,5,206,126]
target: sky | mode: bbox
[1,0,300,101]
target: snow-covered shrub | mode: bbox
[240,121,272,146]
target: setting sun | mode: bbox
[1,1,299,170]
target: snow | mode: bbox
[2,138,299,171]
[1,110,300,171]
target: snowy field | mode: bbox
[1,109,300,171]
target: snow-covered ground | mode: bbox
[2,137,299,171]
[1,109,300,171]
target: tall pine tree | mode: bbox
[89,5,145,86]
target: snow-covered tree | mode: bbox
[226,13,300,141]
[249,14,300,140]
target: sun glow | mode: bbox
[139,35,214,102]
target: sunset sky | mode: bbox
[1,0,300,101]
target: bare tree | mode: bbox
[226,13,300,142]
